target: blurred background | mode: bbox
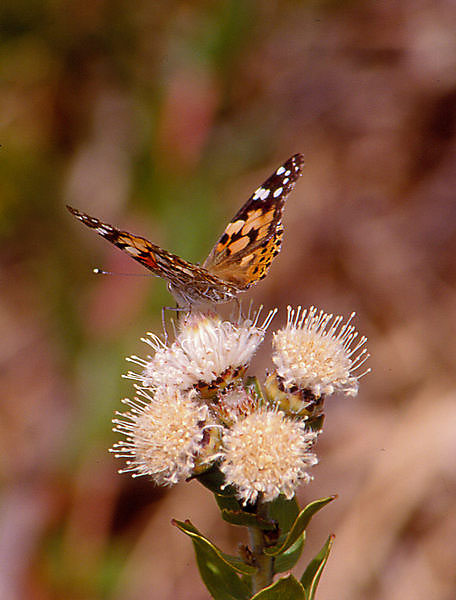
[1,0,456,598]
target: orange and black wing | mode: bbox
[66,205,208,286]
[203,153,304,289]
[67,206,244,305]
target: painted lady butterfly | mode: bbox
[67,153,304,306]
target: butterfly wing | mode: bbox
[203,153,304,289]
[67,153,304,305]
[66,205,236,305]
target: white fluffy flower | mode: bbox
[111,388,214,485]
[126,308,276,392]
[220,408,318,505]
[272,306,370,397]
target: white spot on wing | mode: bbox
[253,187,270,201]
[276,166,286,175]
[273,187,283,198]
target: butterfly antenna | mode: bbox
[93,268,153,277]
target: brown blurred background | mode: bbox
[1,1,455,598]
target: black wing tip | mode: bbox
[66,204,100,228]
[66,204,81,216]
[289,153,305,170]
[66,205,99,224]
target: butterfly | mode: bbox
[67,153,304,307]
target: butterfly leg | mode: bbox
[161,305,188,342]
[161,306,168,342]
[233,296,243,321]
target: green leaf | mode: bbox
[307,414,325,432]
[221,509,276,530]
[214,494,275,529]
[173,519,256,577]
[274,534,305,573]
[265,497,335,557]
[240,571,253,591]
[195,465,236,496]
[173,519,252,600]
[215,493,243,512]
[251,574,306,599]
[301,535,334,600]
[268,495,300,538]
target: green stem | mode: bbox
[248,499,274,594]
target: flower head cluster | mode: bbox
[125,309,275,395]
[111,305,369,504]
[111,388,217,485]
[271,305,370,398]
[220,409,318,504]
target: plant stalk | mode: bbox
[248,500,274,593]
